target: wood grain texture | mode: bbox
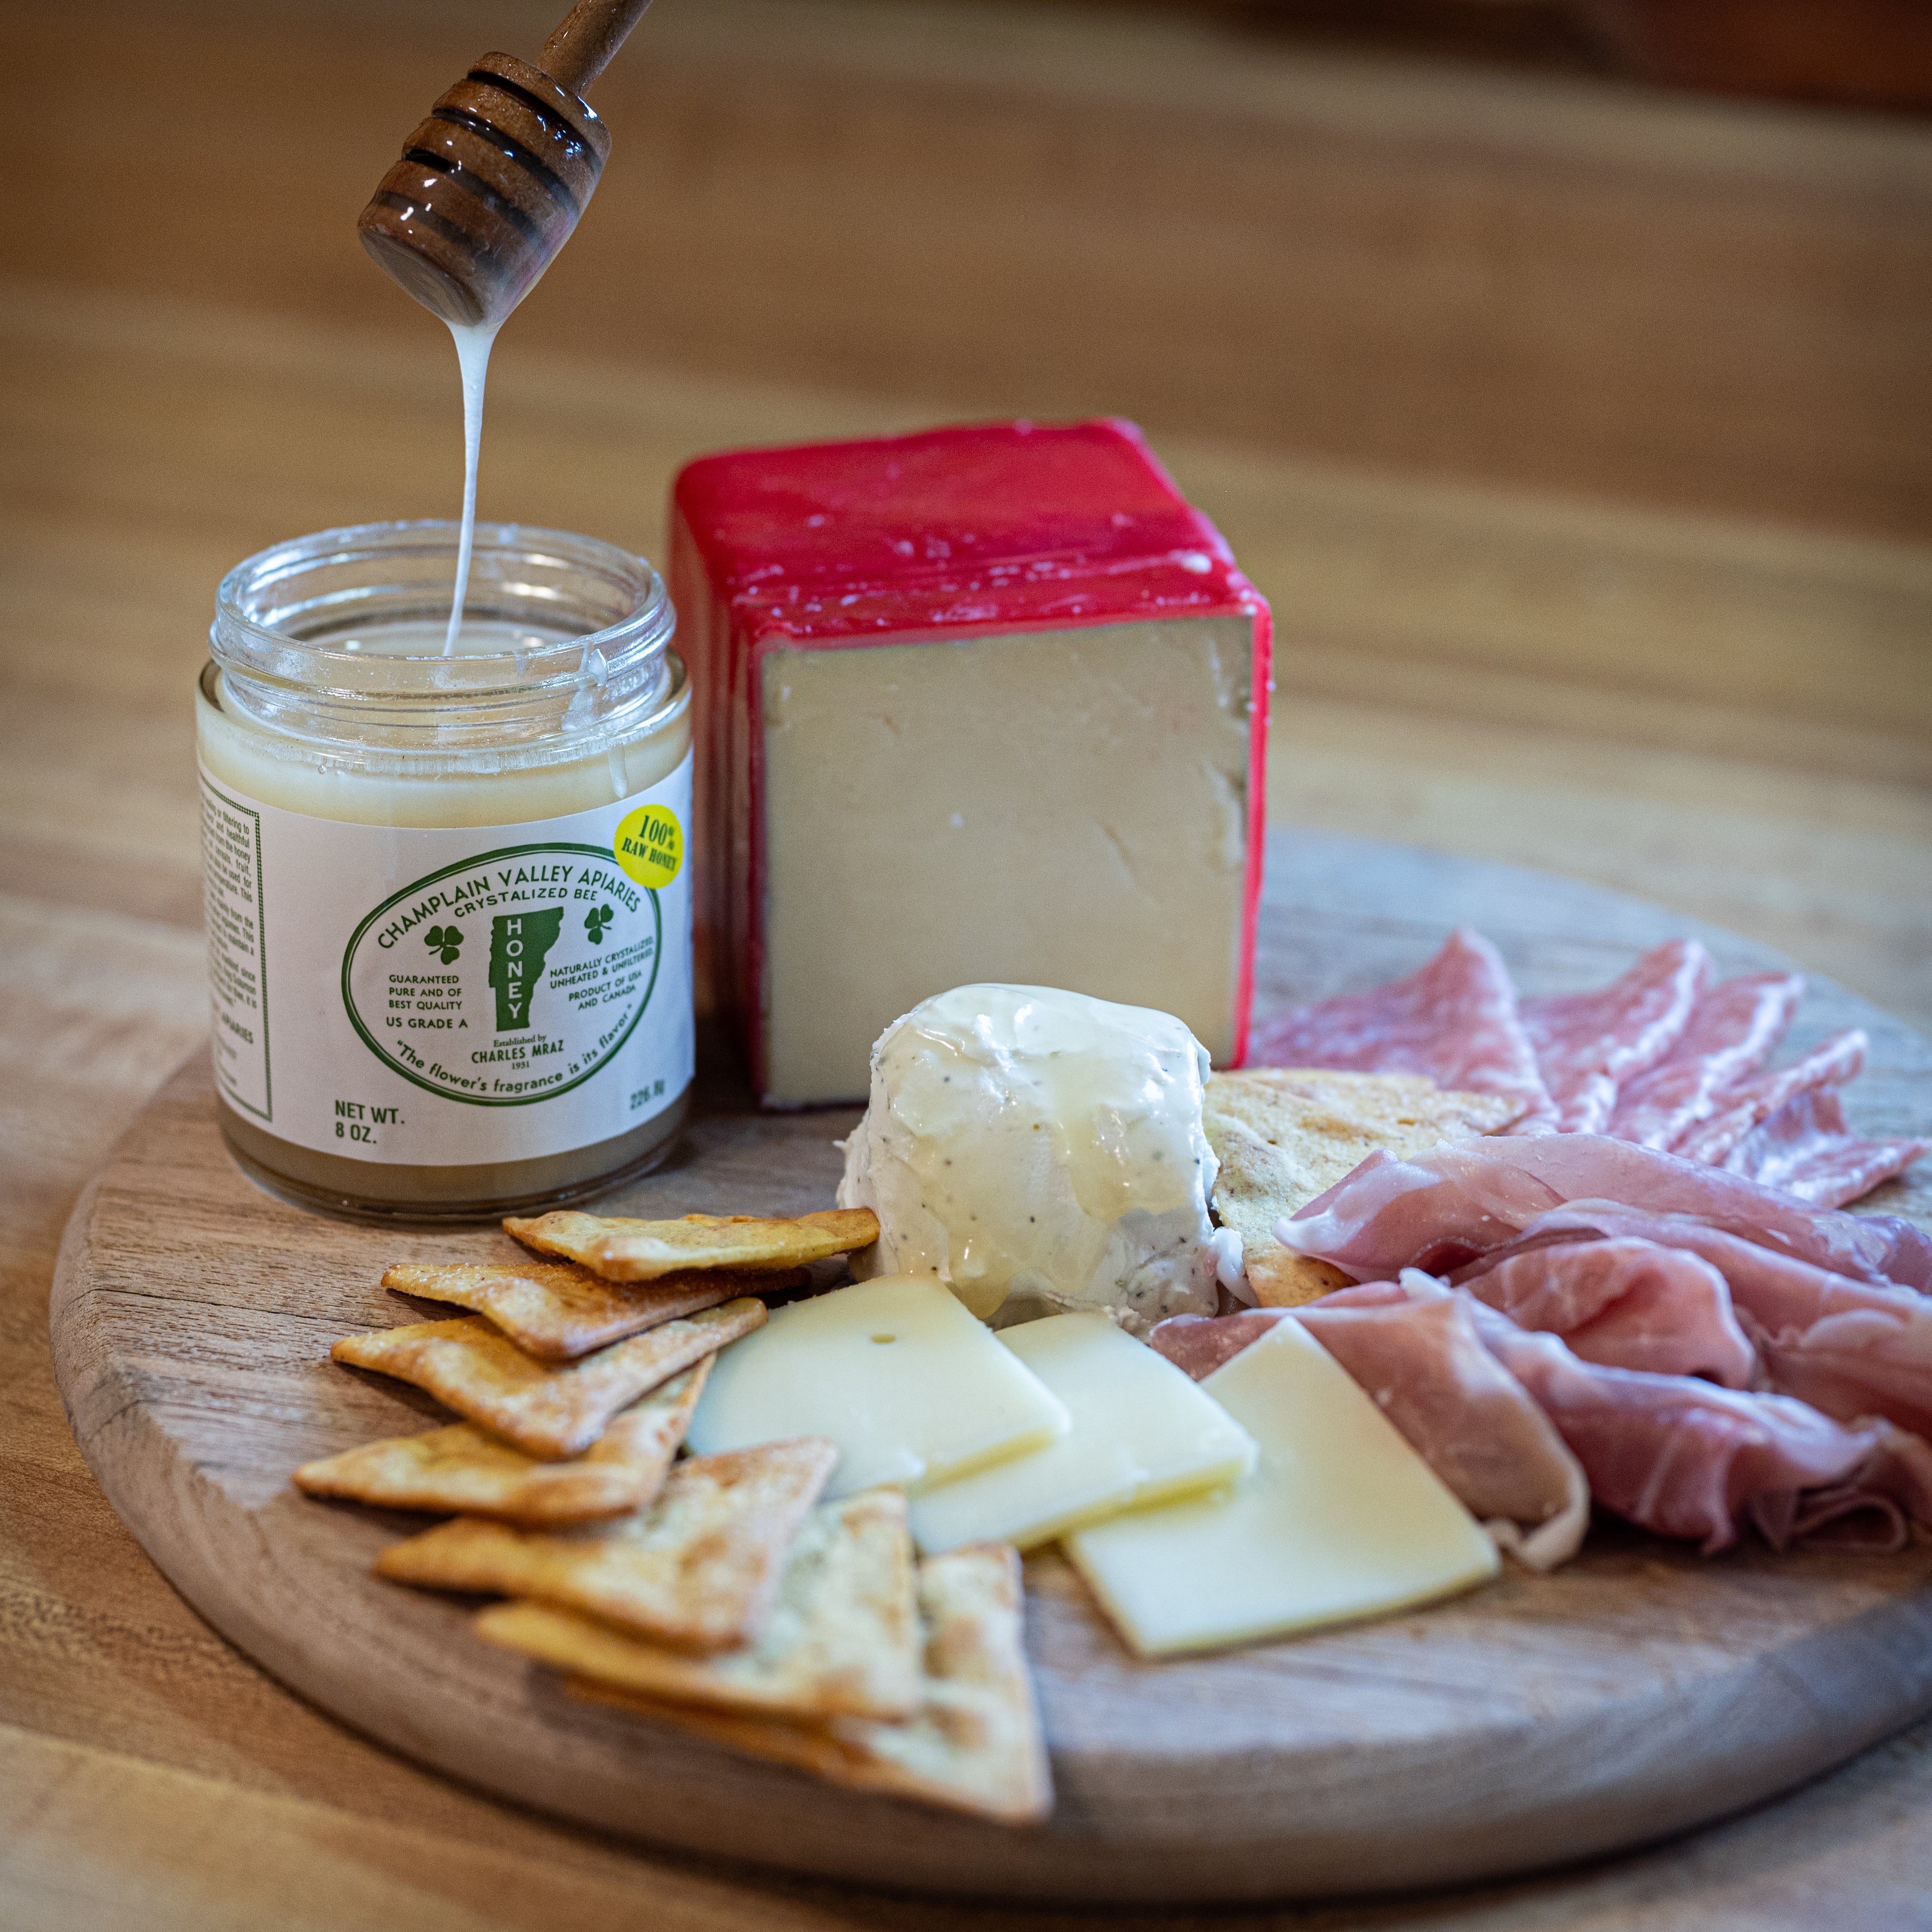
[10,0,1931,538]
[47,835,1932,1903]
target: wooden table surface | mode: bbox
[3,1,1929,1925]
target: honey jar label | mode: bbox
[198,752,694,1165]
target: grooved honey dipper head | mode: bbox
[358,52,612,329]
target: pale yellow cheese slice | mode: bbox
[684,1276,1070,1499]
[907,1313,1256,1556]
[1064,1318,1499,1657]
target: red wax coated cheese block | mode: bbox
[670,418,1271,1108]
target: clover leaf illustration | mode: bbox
[584,904,615,945]
[423,923,465,965]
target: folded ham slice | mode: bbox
[1674,1029,1866,1167]
[1745,1424,1932,1554]
[1464,1205,1932,1440]
[1276,1134,1932,1290]
[1148,1299,1589,1571]
[1353,1276,1932,1554]
[1251,929,1555,1129]
[1156,1277,1932,1557]
[1605,971,1804,1151]
[1722,1086,1930,1209]
[1152,1309,1286,1383]
[1463,1236,1756,1387]
[1518,939,1711,1135]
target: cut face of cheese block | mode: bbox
[907,1313,1256,1555]
[670,418,1271,1106]
[684,1276,1071,1499]
[1065,1318,1499,1657]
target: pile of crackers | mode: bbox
[294,1205,1053,1825]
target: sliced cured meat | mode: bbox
[1470,1206,1932,1440]
[1518,939,1711,1136]
[1277,1134,1932,1290]
[1148,1299,1589,1570]
[1150,1309,1285,1383]
[1606,971,1804,1151]
[1251,929,1555,1128]
[1762,1423,1932,1553]
[1464,1237,1756,1387]
[1297,1293,1588,1571]
[1343,1276,1932,1553]
[1721,1087,1929,1209]
[1675,1030,1866,1167]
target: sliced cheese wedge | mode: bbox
[1065,1317,1499,1656]
[907,1313,1256,1555]
[685,1275,1070,1499]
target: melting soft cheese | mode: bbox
[837,984,1220,1330]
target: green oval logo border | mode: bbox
[340,841,664,1108]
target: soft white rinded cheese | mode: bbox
[838,984,1220,1331]
[1064,1319,1499,1656]
[906,1313,1256,1556]
[683,1275,1071,1500]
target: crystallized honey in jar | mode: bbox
[195,520,693,1220]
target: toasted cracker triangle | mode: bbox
[502,1207,878,1282]
[293,1363,709,1525]
[382,1259,802,1362]
[331,1298,764,1458]
[377,1437,839,1650]
[572,1542,1053,1825]
[476,1484,919,1720]
[1205,1069,1520,1306]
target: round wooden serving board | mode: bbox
[50,832,1932,1904]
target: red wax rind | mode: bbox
[670,417,1272,1095]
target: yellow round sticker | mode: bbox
[614,802,683,889]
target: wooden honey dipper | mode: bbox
[358,0,654,328]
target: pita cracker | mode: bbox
[377,1437,838,1650]
[1210,1068,1522,1145]
[331,1298,764,1458]
[382,1259,803,1362]
[475,1485,919,1720]
[503,1207,878,1282]
[1205,1069,1520,1308]
[572,1542,1053,1825]
[293,1364,708,1525]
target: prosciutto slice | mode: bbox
[1463,1237,1756,1387]
[1251,929,1555,1128]
[1674,1029,1866,1166]
[1606,971,1804,1151]
[1338,1276,1932,1553]
[1465,1205,1932,1440]
[1517,939,1711,1135]
[1277,1134,1932,1290]
[1722,1087,1929,1209]
[1149,1300,1589,1570]
[1153,1309,1286,1382]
